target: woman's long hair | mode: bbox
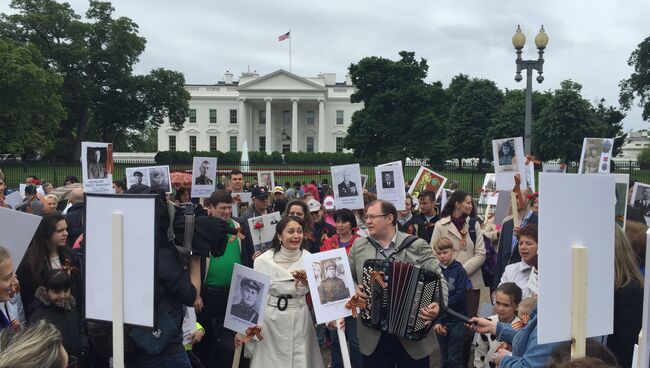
[271,216,306,252]
[614,224,644,289]
[283,200,314,230]
[22,213,71,286]
[439,190,471,219]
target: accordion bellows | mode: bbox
[360,259,443,341]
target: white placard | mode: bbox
[304,248,355,324]
[640,230,650,368]
[408,166,447,200]
[578,138,614,174]
[332,164,364,210]
[0,208,42,270]
[375,161,406,211]
[191,157,217,198]
[525,161,535,193]
[361,175,368,190]
[479,173,498,206]
[538,173,615,343]
[231,192,252,218]
[257,171,275,190]
[224,264,271,336]
[246,212,281,252]
[85,194,156,327]
[81,142,114,193]
[4,191,22,209]
[125,166,172,194]
[494,190,512,226]
[542,163,566,173]
[182,307,197,346]
[492,137,527,191]
[631,182,650,221]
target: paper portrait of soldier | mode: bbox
[224,264,270,336]
[493,138,518,173]
[125,168,149,189]
[125,166,172,193]
[247,211,282,252]
[408,166,448,200]
[231,192,252,218]
[337,171,358,197]
[578,138,614,174]
[375,161,406,211]
[257,171,275,190]
[81,142,114,193]
[331,164,364,210]
[631,182,650,223]
[191,157,217,198]
[478,173,498,206]
[381,171,395,189]
[304,248,356,324]
[492,137,527,191]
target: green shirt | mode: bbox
[205,219,241,287]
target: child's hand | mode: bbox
[493,348,512,365]
[191,329,205,344]
[194,295,204,314]
[433,324,447,336]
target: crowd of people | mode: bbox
[0,168,646,367]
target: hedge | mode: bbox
[154,151,355,165]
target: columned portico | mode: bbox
[291,99,299,152]
[265,98,273,153]
[318,99,326,152]
[238,98,247,150]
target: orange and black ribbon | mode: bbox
[292,270,309,288]
[344,295,367,318]
[61,259,79,276]
[511,313,530,331]
[242,326,263,343]
[370,271,386,289]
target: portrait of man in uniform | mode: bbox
[149,167,169,193]
[133,171,144,185]
[230,277,261,324]
[316,258,350,305]
[87,147,107,179]
[194,160,213,185]
[337,171,358,197]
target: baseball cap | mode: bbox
[307,198,321,212]
[323,196,335,210]
[273,186,284,194]
[251,186,269,199]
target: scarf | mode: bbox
[451,215,468,247]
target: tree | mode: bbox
[620,35,650,121]
[448,78,503,164]
[0,39,66,156]
[593,98,626,156]
[344,51,451,164]
[533,80,606,162]
[0,0,190,159]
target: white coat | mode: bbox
[248,249,323,368]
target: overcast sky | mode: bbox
[3,0,649,131]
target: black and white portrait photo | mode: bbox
[194,160,213,185]
[81,141,114,194]
[230,277,261,324]
[337,171,358,197]
[87,147,108,179]
[632,183,650,216]
[315,258,350,305]
[148,166,170,193]
[497,139,516,171]
[381,171,395,189]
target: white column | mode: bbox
[238,98,247,150]
[265,98,273,154]
[318,99,326,152]
[291,98,299,152]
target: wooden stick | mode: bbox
[232,343,242,368]
[111,213,125,368]
[336,319,352,368]
[570,246,587,360]
[510,191,520,225]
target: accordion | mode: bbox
[360,259,443,341]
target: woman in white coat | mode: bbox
[239,216,324,368]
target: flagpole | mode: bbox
[289,29,292,72]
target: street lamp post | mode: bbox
[513,25,549,156]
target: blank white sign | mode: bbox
[538,173,615,343]
[0,208,42,270]
[85,194,157,327]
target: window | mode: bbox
[189,136,197,152]
[259,111,266,125]
[336,137,344,153]
[306,136,314,152]
[209,109,217,124]
[229,136,238,152]
[230,109,237,124]
[189,109,197,124]
[282,144,291,153]
[259,136,266,152]
[306,111,315,125]
[209,136,217,152]
[283,110,291,127]
[336,110,344,125]
[169,136,177,152]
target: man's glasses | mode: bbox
[363,214,388,222]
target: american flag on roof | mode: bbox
[278,31,290,41]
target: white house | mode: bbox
[615,130,650,161]
[157,69,363,154]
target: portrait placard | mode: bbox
[231,192,252,218]
[542,163,566,173]
[224,264,271,336]
[478,173,498,206]
[375,161,406,211]
[257,171,275,190]
[493,190,512,226]
[361,175,368,190]
[408,166,447,200]
[0,208,42,270]
[4,191,22,209]
[631,182,650,224]
[125,166,172,194]
[304,248,355,324]
[578,138,614,174]
[492,137,526,191]
[81,142,114,193]
[538,173,615,343]
[525,161,535,192]
[191,157,217,198]
[246,211,282,252]
[332,164,364,210]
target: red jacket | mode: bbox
[320,233,361,254]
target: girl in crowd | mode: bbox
[473,282,522,368]
[283,200,317,253]
[397,194,422,236]
[0,246,20,330]
[238,216,323,367]
[0,320,69,368]
[607,224,644,367]
[500,224,537,298]
[16,213,83,320]
[43,194,59,213]
[430,190,486,366]
[175,187,191,204]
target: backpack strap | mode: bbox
[468,218,477,245]
[182,204,195,254]
[166,201,177,243]
[367,234,420,260]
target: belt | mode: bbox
[203,285,229,293]
[267,295,305,311]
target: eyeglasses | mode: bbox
[363,214,388,222]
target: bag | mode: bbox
[128,309,178,355]
[468,218,497,289]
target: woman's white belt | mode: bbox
[267,294,305,310]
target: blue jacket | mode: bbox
[440,259,469,323]
[497,308,562,368]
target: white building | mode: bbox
[615,130,649,161]
[157,70,363,154]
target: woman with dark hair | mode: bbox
[284,200,317,252]
[499,224,538,298]
[175,187,191,204]
[238,216,323,367]
[16,213,83,320]
[430,190,486,366]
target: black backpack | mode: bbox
[468,218,497,289]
